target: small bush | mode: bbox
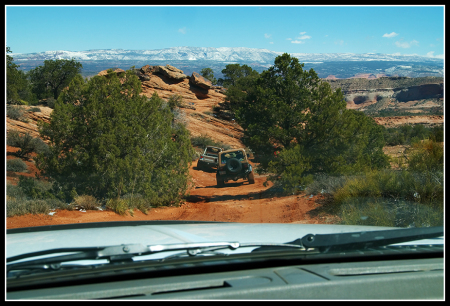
[32,138,51,155]
[6,197,63,217]
[7,158,28,172]
[28,107,41,113]
[6,183,27,200]
[122,193,152,214]
[333,169,443,207]
[46,97,56,108]
[70,195,100,210]
[190,135,232,150]
[306,173,349,195]
[105,193,153,215]
[106,198,129,216]
[7,130,49,157]
[17,176,55,200]
[408,139,443,172]
[339,197,443,227]
[7,105,25,121]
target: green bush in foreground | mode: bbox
[339,197,443,228]
[6,197,64,217]
[329,168,443,227]
[36,69,194,205]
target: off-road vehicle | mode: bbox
[197,146,223,171]
[216,148,255,186]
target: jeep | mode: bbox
[197,146,223,171]
[216,148,255,186]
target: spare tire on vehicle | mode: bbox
[226,158,242,173]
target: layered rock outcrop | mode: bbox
[131,64,243,148]
[327,77,443,111]
[6,106,53,139]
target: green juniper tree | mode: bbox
[6,47,37,105]
[230,53,389,192]
[217,63,259,88]
[36,69,194,205]
[200,68,217,85]
[28,58,83,101]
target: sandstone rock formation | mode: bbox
[97,68,125,77]
[6,106,52,139]
[189,72,212,90]
[130,65,243,148]
[154,65,187,81]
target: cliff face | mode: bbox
[326,77,443,111]
[392,83,443,102]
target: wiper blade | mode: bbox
[297,226,443,253]
[7,241,303,273]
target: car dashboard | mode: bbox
[7,248,443,300]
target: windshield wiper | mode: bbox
[7,226,443,274]
[7,241,304,274]
[294,226,444,253]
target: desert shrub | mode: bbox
[105,193,152,216]
[430,125,443,142]
[7,158,28,172]
[28,107,41,113]
[32,137,51,155]
[383,124,438,146]
[6,198,55,217]
[7,130,48,158]
[190,135,232,150]
[6,105,26,121]
[6,183,27,200]
[122,193,152,214]
[192,150,202,161]
[333,169,443,207]
[70,195,101,210]
[167,94,183,109]
[6,181,65,217]
[333,171,382,205]
[17,176,55,200]
[6,129,21,147]
[339,197,443,227]
[407,139,443,172]
[191,135,218,147]
[306,173,349,195]
[339,198,396,227]
[105,198,129,216]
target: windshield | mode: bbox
[6,5,444,263]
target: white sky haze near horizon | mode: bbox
[5,5,444,59]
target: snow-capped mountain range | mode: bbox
[11,46,443,63]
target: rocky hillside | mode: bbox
[132,64,244,148]
[6,66,444,149]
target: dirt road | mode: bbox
[6,160,338,229]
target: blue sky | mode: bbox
[6,5,444,58]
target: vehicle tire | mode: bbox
[216,175,224,187]
[197,160,204,170]
[248,171,255,184]
[226,158,242,174]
